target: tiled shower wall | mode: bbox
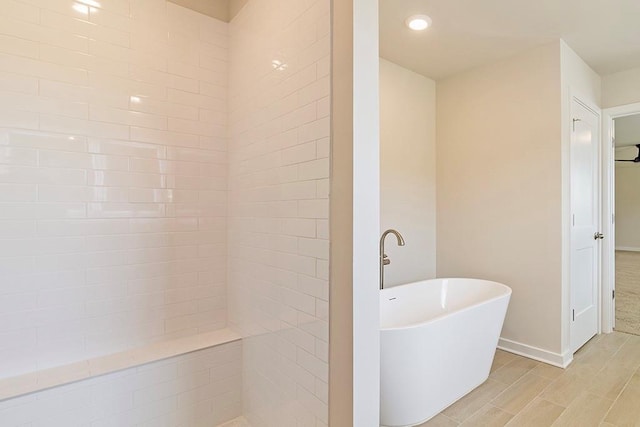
[0,0,229,376]
[228,0,330,425]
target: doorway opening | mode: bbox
[612,113,640,334]
[602,102,640,335]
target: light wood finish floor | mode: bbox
[418,332,640,427]
[616,251,640,336]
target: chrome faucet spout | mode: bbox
[380,229,405,290]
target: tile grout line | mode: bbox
[600,377,630,426]
[527,334,636,426]
[492,343,602,423]
[600,364,640,425]
[485,366,553,420]
[441,356,514,424]
[506,388,567,426]
[431,334,640,427]
[595,333,636,420]
[440,413,459,426]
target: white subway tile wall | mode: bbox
[0,0,229,376]
[228,1,330,426]
[0,341,242,426]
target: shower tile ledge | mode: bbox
[0,328,241,402]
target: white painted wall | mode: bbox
[329,1,381,425]
[351,1,381,425]
[329,1,355,423]
[438,41,602,363]
[437,42,564,356]
[559,40,602,359]
[615,162,640,250]
[380,58,436,287]
[560,41,602,107]
[603,66,640,108]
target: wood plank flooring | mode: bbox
[615,250,640,336]
[418,332,640,426]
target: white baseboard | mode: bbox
[498,337,572,368]
[616,246,640,252]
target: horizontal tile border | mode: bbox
[0,328,241,402]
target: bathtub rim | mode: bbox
[380,277,512,332]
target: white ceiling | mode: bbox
[379,0,640,80]
[615,115,640,147]
[167,0,248,22]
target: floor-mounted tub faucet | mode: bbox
[380,229,405,289]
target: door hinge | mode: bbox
[613,290,615,299]
[573,117,582,131]
[572,309,575,321]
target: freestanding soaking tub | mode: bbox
[380,278,512,427]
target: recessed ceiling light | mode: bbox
[406,15,432,31]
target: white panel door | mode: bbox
[570,98,601,353]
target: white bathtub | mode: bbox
[380,278,511,427]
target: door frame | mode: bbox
[601,101,640,333]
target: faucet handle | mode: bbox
[383,254,390,265]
